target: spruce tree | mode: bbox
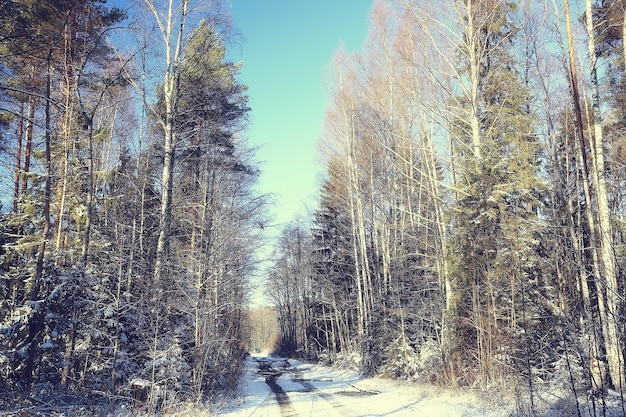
[445,0,546,386]
[310,164,357,361]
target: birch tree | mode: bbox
[144,0,191,288]
[584,0,624,389]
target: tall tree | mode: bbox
[268,221,313,357]
[144,0,191,288]
[0,0,261,412]
[310,162,357,362]
[584,0,624,389]
[137,8,262,404]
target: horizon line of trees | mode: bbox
[0,0,267,414]
[269,1,626,415]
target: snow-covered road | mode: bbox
[217,356,513,417]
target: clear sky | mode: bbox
[229,0,372,226]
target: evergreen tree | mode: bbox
[0,1,260,412]
[141,16,261,402]
[443,0,547,386]
[0,0,127,395]
[310,163,357,362]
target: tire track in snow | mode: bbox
[265,373,297,417]
[293,370,358,417]
[256,359,297,417]
[256,357,358,417]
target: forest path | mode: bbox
[217,355,512,417]
[255,357,360,417]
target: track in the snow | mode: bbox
[255,358,364,417]
[256,358,297,417]
[292,369,357,417]
[265,372,297,417]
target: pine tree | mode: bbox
[140,15,261,401]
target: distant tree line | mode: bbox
[0,0,266,414]
[269,1,626,415]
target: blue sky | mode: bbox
[229,0,372,226]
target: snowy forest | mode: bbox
[269,0,626,415]
[3,0,626,416]
[0,0,267,414]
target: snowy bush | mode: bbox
[317,349,331,365]
[139,335,192,410]
[381,337,442,382]
[550,350,595,407]
[418,340,443,382]
[382,335,420,379]
[333,348,362,371]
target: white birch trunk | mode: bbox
[465,0,482,160]
[147,0,190,285]
[585,0,623,388]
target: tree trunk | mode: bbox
[585,0,623,389]
[82,119,94,262]
[24,50,54,389]
[623,0,626,73]
[13,100,24,212]
[21,66,37,196]
[150,0,190,286]
[465,0,482,160]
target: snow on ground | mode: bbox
[216,355,514,417]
